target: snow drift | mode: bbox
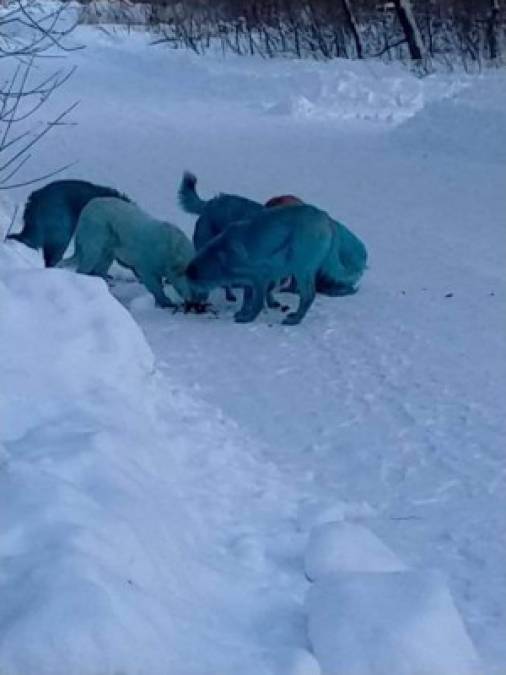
[306,570,482,675]
[0,234,301,675]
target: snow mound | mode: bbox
[273,648,322,675]
[69,30,469,127]
[393,74,506,163]
[0,266,153,443]
[306,571,482,675]
[263,66,469,124]
[0,240,299,675]
[0,237,43,270]
[304,522,406,581]
[298,499,377,532]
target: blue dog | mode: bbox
[179,172,367,297]
[186,203,335,325]
[7,179,131,267]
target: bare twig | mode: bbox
[1,1,79,187]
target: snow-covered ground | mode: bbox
[1,23,505,675]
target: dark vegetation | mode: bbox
[79,0,505,71]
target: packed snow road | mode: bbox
[2,24,505,675]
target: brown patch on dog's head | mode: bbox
[264,195,304,208]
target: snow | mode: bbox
[0,239,302,675]
[304,521,407,580]
[1,19,505,675]
[307,571,482,675]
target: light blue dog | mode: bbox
[61,197,202,308]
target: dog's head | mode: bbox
[264,195,303,208]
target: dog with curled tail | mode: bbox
[178,171,367,298]
[186,204,334,325]
[60,197,203,308]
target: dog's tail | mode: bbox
[178,171,207,216]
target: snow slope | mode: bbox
[2,23,505,675]
[0,236,307,675]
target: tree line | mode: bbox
[81,0,505,71]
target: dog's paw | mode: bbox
[182,300,217,315]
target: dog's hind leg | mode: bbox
[283,274,316,325]
[90,250,115,278]
[266,282,281,309]
[224,286,237,303]
[69,237,114,279]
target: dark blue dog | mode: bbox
[7,179,131,267]
[179,172,367,298]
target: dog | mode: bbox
[60,197,201,308]
[179,173,306,303]
[186,203,334,325]
[179,172,367,298]
[178,171,263,251]
[6,179,131,267]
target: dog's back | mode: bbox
[77,197,193,277]
[243,204,332,268]
[194,194,262,249]
[189,204,332,285]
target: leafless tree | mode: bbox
[341,0,363,58]
[78,0,505,69]
[487,0,500,59]
[0,1,81,190]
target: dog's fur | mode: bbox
[6,179,131,267]
[178,171,367,297]
[316,219,367,296]
[186,204,334,325]
[61,197,200,308]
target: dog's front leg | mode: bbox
[234,280,265,323]
[137,269,177,309]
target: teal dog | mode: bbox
[60,197,200,308]
[7,179,130,267]
[179,172,367,296]
[186,204,334,325]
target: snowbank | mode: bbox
[304,521,406,580]
[302,520,482,674]
[0,236,301,675]
[307,571,482,675]
[263,65,469,124]
[393,74,506,163]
